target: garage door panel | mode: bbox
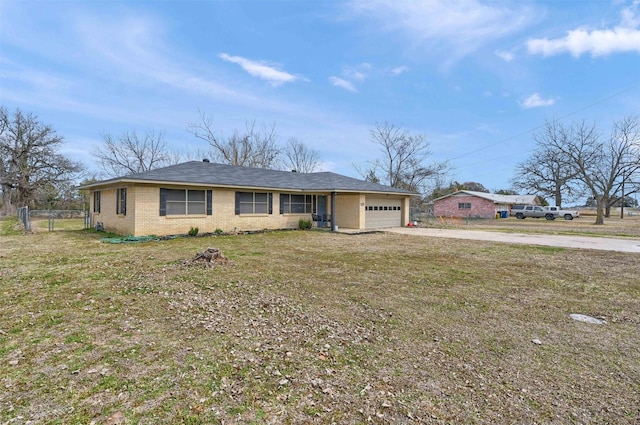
[365,198,402,228]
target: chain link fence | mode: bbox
[18,206,31,231]
[18,208,90,232]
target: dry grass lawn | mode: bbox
[1,217,639,424]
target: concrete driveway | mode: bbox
[386,227,640,253]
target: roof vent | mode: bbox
[203,159,210,163]
[291,169,297,173]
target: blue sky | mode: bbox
[1,0,639,193]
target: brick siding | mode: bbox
[89,184,410,236]
[433,194,497,219]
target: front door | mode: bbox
[317,195,328,226]
[317,195,327,216]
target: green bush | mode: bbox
[214,228,223,235]
[298,219,312,230]
[188,226,199,237]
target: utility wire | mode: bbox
[448,82,640,162]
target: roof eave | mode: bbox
[78,179,414,195]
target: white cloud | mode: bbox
[391,66,409,76]
[346,0,535,66]
[343,63,371,81]
[219,53,302,86]
[329,76,357,92]
[528,2,640,57]
[495,49,515,62]
[519,93,556,109]
[328,63,373,92]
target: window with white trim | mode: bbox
[458,202,471,210]
[159,188,212,216]
[236,192,271,214]
[280,194,313,214]
[167,189,206,215]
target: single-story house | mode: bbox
[432,190,537,219]
[78,160,416,236]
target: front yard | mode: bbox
[1,220,638,423]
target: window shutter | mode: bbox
[206,190,213,215]
[268,193,273,214]
[116,190,119,214]
[159,188,167,216]
[279,193,284,214]
[235,192,241,215]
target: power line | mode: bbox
[448,82,640,162]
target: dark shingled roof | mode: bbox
[81,161,415,195]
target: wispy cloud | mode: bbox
[495,50,515,62]
[343,63,371,81]
[328,63,372,92]
[329,76,357,92]
[528,2,640,57]
[390,66,409,76]
[519,93,556,109]
[218,53,303,86]
[345,0,535,67]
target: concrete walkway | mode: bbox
[384,227,640,253]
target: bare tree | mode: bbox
[188,111,280,169]
[547,117,640,224]
[358,122,447,193]
[93,130,177,178]
[602,116,640,217]
[282,138,321,173]
[0,107,84,214]
[512,120,581,208]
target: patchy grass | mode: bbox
[423,215,640,238]
[32,217,86,232]
[0,216,22,236]
[1,228,639,424]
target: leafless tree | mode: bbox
[93,130,178,178]
[603,116,640,216]
[282,138,321,173]
[0,107,84,214]
[512,120,581,208]
[547,117,640,224]
[188,111,280,169]
[358,122,448,193]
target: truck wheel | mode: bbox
[516,213,524,219]
[564,214,573,220]
[545,214,555,220]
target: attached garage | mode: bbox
[365,197,402,228]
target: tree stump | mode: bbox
[185,247,230,268]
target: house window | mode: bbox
[116,188,127,215]
[458,202,471,210]
[235,192,272,215]
[280,194,313,214]
[167,189,206,215]
[159,188,212,216]
[93,191,101,213]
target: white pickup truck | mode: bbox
[544,206,580,221]
[512,205,556,220]
[511,205,580,221]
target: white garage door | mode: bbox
[365,198,402,228]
